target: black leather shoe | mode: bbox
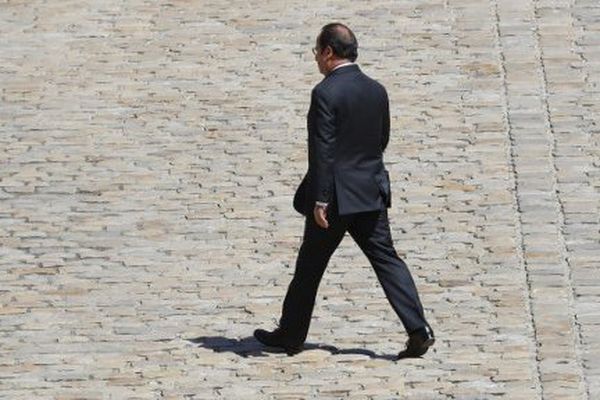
[397,325,435,359]
[253,328,303,356]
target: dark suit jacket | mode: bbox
[293,64,392,216]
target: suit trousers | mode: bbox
[278,196,429,346]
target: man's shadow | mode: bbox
[186,335,398,360]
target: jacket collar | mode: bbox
[325,63,360,78]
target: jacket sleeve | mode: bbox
[309,87,336,203]
[381,87,390,153]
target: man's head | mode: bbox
[313,22,358,75]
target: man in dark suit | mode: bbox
[255,23,435,360]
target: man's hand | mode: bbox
[313,204,329,229]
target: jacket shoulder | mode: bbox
[362,75,389,105]
[365,75,388,95]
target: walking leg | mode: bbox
[278,209,348,345]
[348,209,429,333]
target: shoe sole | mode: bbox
[262,344,302,356]
[285,347,302,356]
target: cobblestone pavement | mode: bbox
[1,0,598,399]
